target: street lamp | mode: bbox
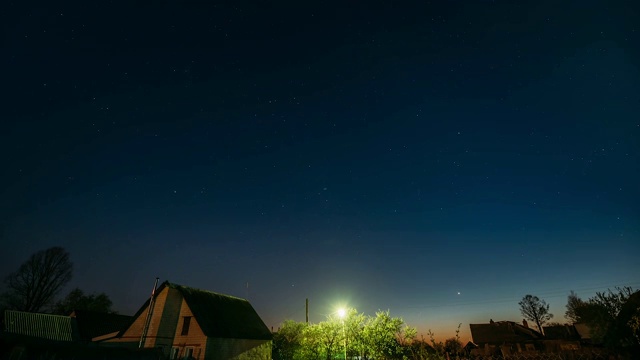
[337,308,347,360]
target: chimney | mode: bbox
[522,319,529,328]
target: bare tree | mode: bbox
[519,294,553,334]
[2,247,73,312]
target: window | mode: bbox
[170,347,180,360]
[184,347,194,360]
[181,316,192,335]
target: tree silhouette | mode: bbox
[571,287,639,350]
[2,247,73,313]
[565,290,585,324]
[53,288,115,315]
[519,294,553,334]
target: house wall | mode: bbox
[104,287,208,359]
[170,296,208,360]
[104,289,161,347]
[542,340,581,351]
[148,287,183,355]
[104,287,181,351]
[205,338,271,360]
[103,284,270,360]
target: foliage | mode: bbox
[518,294,553,334]
[300,322,324,360]
[546,321,567,326]
[590,287,634,319]
[443,337,462,355]
[343,308,367,359]
[614,290,640,352]
[52,287,115,315]
[630,311,640,345]
[405,337,443,360]
[569,287,640,352]
[397,325,417,347]
[277,308,419,360]
[427,329,444,354]
[318,320,343,360]
[273,320,307,360]
[565,290,586,324]
[363,310,410,359]
[416,325,462,359]
[1,247,73,313]
[443,323,463,355]
[273,313,468,360]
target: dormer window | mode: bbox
[181,316,192,335]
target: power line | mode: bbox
[271,281,639,324]
[397,281,640,310]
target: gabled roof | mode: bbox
[573,323,596,343]
[70,310,133,341]
[3,310,80,342]
[542,324,581,341]
[470,321,542,345]
[169,283,272,340]
[463,341,478,350]
[126,281,271,341]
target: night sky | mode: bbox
[2,1,639,341]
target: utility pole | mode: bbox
[305,298,309,324]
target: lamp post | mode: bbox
[338,308,347,360]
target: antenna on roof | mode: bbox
[139,277,159,348]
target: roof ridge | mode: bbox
[167,282,250,302]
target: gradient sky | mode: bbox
[2,0,639,342]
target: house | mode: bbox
[462,341,478,355]
[69,309,133,342]
[103,281,272,360]
[2,310,158,359]
[3,309,133,344]
[573,323,599,345]
[469,320,543,355]
[0,332,161,360]
[541,324,581,351]
[542,324,581,341]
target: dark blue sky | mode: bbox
[2,0,639,340]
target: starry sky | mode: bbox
[1,0,639,341]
